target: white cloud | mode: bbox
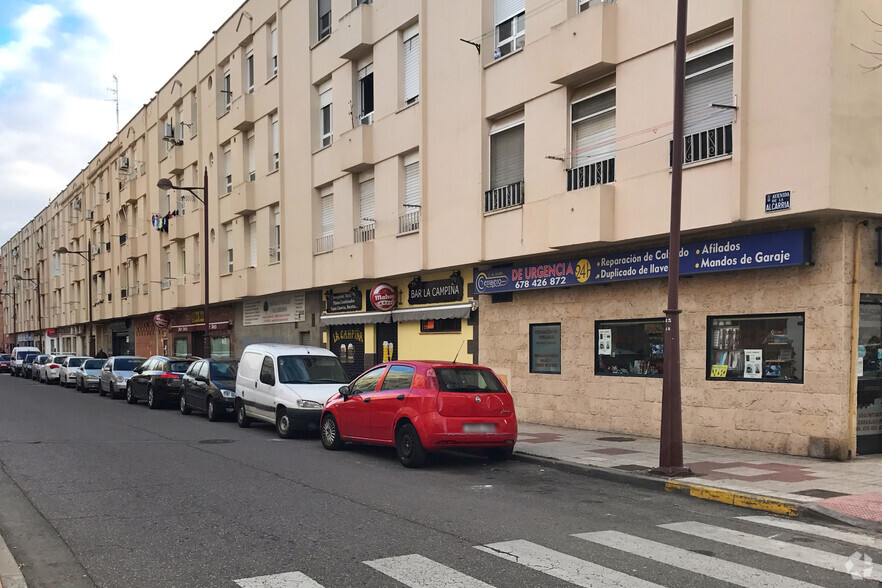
[0,4,61,83]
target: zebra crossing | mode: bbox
[234,515,881,587]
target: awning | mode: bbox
[320,310,392,326]
[391,302,473,322]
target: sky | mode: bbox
[0,0,245,246]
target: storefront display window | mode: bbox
[174,337,188,357]
[529,323,561,374]
[706,313,804,382]
[420,318,461,333]
[211,336,231,358]
[595,319,664,377]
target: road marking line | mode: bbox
[738,515,881,549]
[475,539,662,587]
[234,571,325,588]
[364,554,495,588]
[575,530,821,588]
[661,521,882,581]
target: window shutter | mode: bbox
[249,216,257,267]
[403,34,420,103]
[247,134,256,178]
[319,88,332,108]
[495,0,525,25]
[684,48,734,135]
[572,90,616,167]
[359,179,375,225]
[490,124,524,189]
[224,149,231,179]
[318,0,331,16]
[272,114,279,165]
[321,194,334,236]
[404,162,420,206]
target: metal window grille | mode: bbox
[567,158,615,191]
[484,181,524,213]
[398,210,420,234]
[314,234,334,254]
[669,123,733,166]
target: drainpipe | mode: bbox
[848,220,868,460]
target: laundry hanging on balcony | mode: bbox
[151,210,179,232]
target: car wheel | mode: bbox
[487,446,514,462]
[396,423,427,468]
[78,380,86,393]
[98,381,106,397]
[276,409,296,439]
[179,394,191,415]
[236,401,251,428]
[207,399,220,422]
[126,383,137,404]
[321,415,344,450]
[147,387,159,410]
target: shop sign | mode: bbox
[192,310,204,324]
[474,229,812,295]
[170,321,231,333]
[47,328,57,337]
[370,283,397,312]
[326,288,362,313]
[243,293,306,326]
[153,313,169,329]
[765,190,791,213]
[858,397,882,436]
[529,323,561,374]
[408,272,464,305]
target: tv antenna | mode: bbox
[107,75,119,132]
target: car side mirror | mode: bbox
[338,385,351,399]
[260,373,275,386]
[134,366,142,374]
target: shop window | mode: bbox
[212,336,231,358]
[706,313,804,382]
[595,319,664,377]
[420,318,461,333]
[174,337,188,356]
[529,323,561,374]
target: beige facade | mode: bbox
[3,0,882,458]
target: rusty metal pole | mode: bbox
[653,0,692,477]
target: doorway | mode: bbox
[376,322,398,363]
[857,295,882,454]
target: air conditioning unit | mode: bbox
[117,156,129,171]
[85,210,95,220]
[163,123,175,141]
[90,245,101,255]
[73,199,81,211]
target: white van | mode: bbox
[235,344,351,438]
[11,346,40,377]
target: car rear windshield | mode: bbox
[0,355,10,361]
[114,358,142,371]
[277,355,349,384]
[210,362,238,380]
[67,358,85,367]
[434,368,506,393]
[84,359,105,369]
[169,361,194,373]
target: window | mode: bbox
[579,0,612,11]
[223,146,232,194]
[190,95,198,137]
[271,113,280,170]
[225,224,233,273]
[707,313,804,382]
[400,154,420,233]
[245,47,254,93]
[318,84,332,147]
[271,205,281,262]
[420,318,461,333]
[486,119,524,212]
[380,365,415,390]
[403,25,420,105]
[595,319,664,377]
[356,173,375,243]
[530,323,561,374]
[358,63,374,125]
[317,0,331,41]
[674,40,734,165]
[316,187,334,254]
[494,0,525,58]
[179,247,186,282]
[269,23,278,77]
[569,87,615,190]
[211,336,231,358]
[174,337,188,356]
[277,355,348,384]
[222,66,231,112]
[246,132,256,181]
[260,356,276,384]
[248,215,257,268]
[351,366,386,394]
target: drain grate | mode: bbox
[596,436,636,442]
[794,489,850,499]
[198,439,236,444]
[612,464,649,472]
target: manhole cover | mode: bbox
[596,436,636,442]
[198,439,236,444]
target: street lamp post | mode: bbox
[56,242,94,356]
[158,168,210,359]
[0,290,16,351]
[13,273,40,349]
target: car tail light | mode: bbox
[160,372,180,380]
[425,368,440,391]
[49,364,60,369]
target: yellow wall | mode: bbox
[396,319,472,364]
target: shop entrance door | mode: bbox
[376,322,398,363]
[192,332,204,358]
[857,295,882,454]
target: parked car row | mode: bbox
[13,344,518,468]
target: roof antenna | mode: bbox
[452,339,466,363]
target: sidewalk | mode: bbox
[514,422,882,530]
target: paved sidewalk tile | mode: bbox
[816,493,882,524]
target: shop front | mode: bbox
[108,319,136,356]
[476,222,873,459]
[321,270,475,378]
[168,306,235,358]
[56,325,85,355]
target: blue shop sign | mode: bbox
[474,228,812,294]
[765,191,791,213]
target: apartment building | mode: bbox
[4,0,882,460]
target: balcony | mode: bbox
[234,267,257,299]
[669,124,733,166]
[338,3,373,60]
[354,222,375,243]
[484,181,524,214]
[168,146,186,175]
[567,158,615,191]
[232,182,257,216]
[338,123,374,173]
[314,234,334,255]
[127,236,145,259]
[547,182,615,249]
[229,93,255,132]
[168,218,189,242]
[398,210,420,235]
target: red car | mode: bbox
[320,361,517,467]
[0,354,10,373]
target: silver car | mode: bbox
[74,359,106,392]
[60,356,91,387]
[99,356,146,399]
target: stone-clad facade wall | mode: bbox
[479,219,876,458]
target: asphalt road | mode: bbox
[0,375,878,587]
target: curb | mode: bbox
[800,504,882,534]
[0,531,26,588]
[513,452,802,518]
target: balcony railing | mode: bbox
[484,181,524,213]
[314,234,334,255]
[670,123,733,166]
[567,158,615,191]
[399,210,420,234]
[354,223,375,243]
